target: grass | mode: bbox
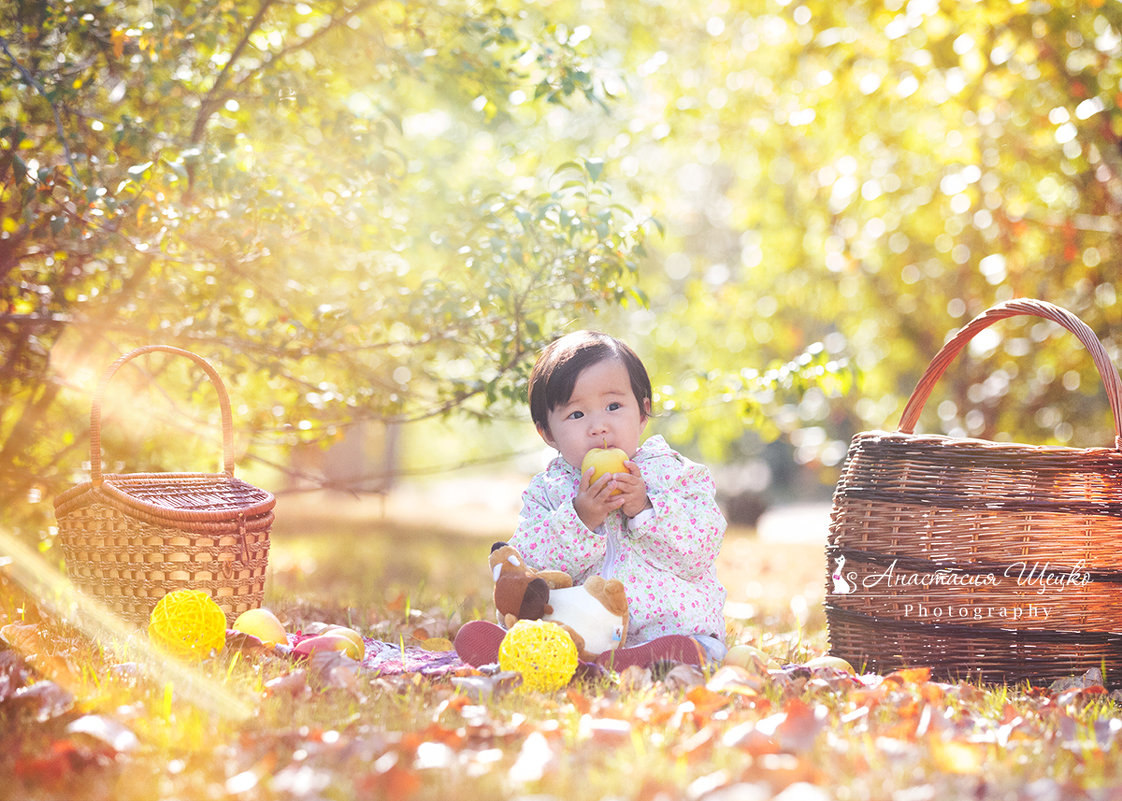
[1,493,1121,800]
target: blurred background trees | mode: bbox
[3,0,1120,538]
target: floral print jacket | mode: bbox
[510,435,727,645]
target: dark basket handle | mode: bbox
[898,298,1122,449]
[90,345,235,486]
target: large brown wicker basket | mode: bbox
[54,345,274,625]
[826,299,1122,684]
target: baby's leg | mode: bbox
[453,620,506,666]
[595,635,707,671]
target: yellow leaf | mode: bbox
[112,29,126,60]
[419,637,452,651]
[2,217,18,233]
[929,736,985,774]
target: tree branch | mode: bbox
[189,0,278,145]
[0,34,85,189]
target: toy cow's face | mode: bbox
[494,574,550,621]
[489,543,530,580]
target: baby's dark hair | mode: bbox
[528,331,652,435]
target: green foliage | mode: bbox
[3,0,1122,529]
[0,0,651,527]
[592,0,1122,469]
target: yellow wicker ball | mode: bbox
[147,589,227,661]
[498,620,579,692]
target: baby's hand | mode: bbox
[574,466,626,531]
[611,461,652,519]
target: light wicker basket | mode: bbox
[826,298,1122,684]
[54,345,274,625]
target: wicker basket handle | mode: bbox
[90,345,235,486]
[898,298,1122,448]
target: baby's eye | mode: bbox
[567,410,584,420]
[607,402,622,411]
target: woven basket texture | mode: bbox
[54,346,274,625]
[826,299,1122,684]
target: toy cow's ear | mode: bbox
[519,577,550,620]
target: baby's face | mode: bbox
[539,357,648,470]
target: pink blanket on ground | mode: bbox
[359,639,464,675]
[286,632,465,676]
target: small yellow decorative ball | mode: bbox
[498,620,579,692]
[148,589,227,661]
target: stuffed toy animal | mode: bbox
[490,542,573,625]
[488,541,629,660]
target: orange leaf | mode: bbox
[918,682,946,703]
[722,720,781,755]
[566,688,591,714]
[774,697,825,752]
[386,591,407,612]
[929,736,985,774]
[885,667,931,685]
[364,763,422,800]
[895,698,922,719]
[685,685,732,718]
[673,726,716,761]
[111,29,126,60]
[637,778,681,801]
[706,665,764,697]
[418,722,463,748]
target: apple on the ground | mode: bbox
[232,608,288,648]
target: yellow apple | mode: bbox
[804,655,856,674]
[323,625,366,659]
[232,607,288,648]
[581,445,628,493]
[293,633,362,660]
[723,644,774,670]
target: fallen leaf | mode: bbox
[263,669,312,699]
[580,715,633,744]
[0,622,40,652]
[12,680,74,722]
[0,649,31,702]
[694,780,772,801]
[674,725,717,761]
[885,667,931,685]
[66,714,140,753]
[686,685,733,718]
[273,763,336,797]
[508,730,556,784]
[419,637,453,652]
[13,740,83,789]
[637,777,688,801]
[706,665,764,697]
[739,753,822,790]
[225,630,274,656]
[771,697,826,752]
[566,687,592,714]
[662,664,705,690]
[928,735,985,774]
[721,720,781,756]
[450,671,521,701]
[1049,667,1103,694]
[618,665,653,691]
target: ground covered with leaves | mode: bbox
[2,510,1122,800]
